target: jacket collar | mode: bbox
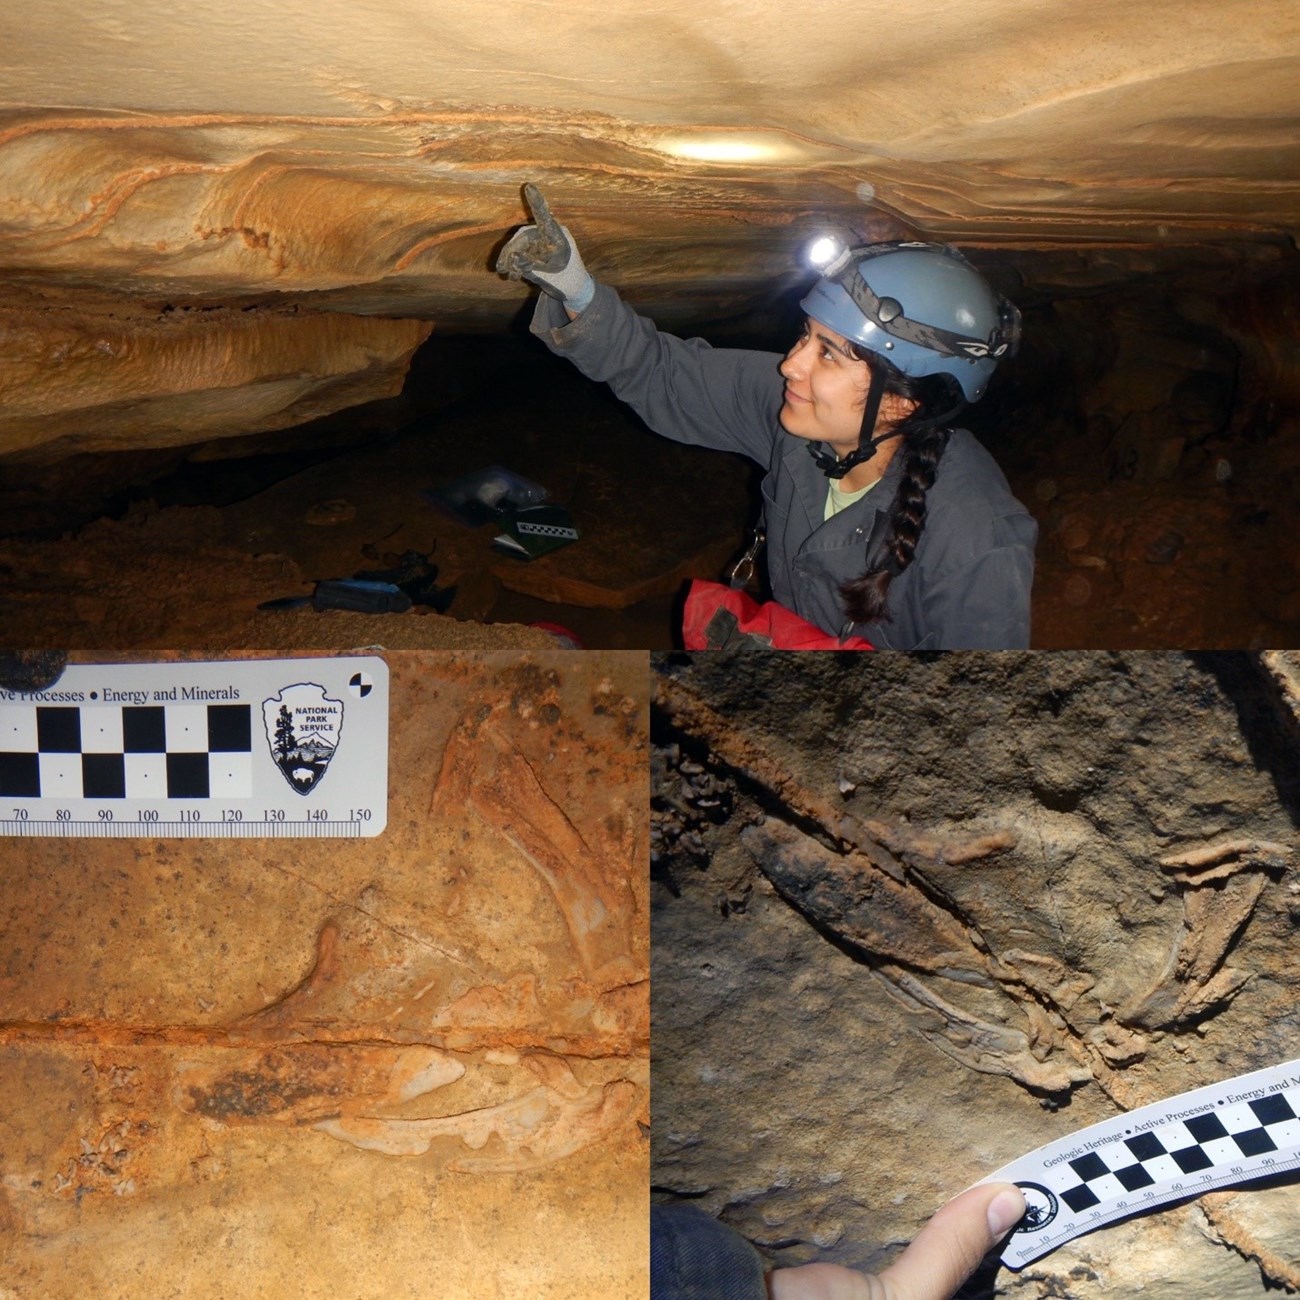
[777,430,907,552]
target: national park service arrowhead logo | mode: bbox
[262,682,344,794]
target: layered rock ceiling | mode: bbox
[1,0,1297,460]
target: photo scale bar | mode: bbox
[0,656,389,838]
[984,1056,1300,1268]
[1022,1145,1300,1260]
[0,819,369,839]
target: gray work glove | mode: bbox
[496,183,595,313]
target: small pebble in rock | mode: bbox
[1063,574,1092,607]
[304,499,357,526]
[1145,530,1184,564]
[1056,513,1092,551]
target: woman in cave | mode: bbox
[497,185,1037,650]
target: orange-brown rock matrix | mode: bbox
[0,650,648,1299]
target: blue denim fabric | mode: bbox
[651,1204,768,1300]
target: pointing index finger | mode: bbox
[522,182,564,243]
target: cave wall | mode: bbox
[1,1,1297,462]
[1,290,432,460]
[970,243,1300,644]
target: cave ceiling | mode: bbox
[1,0,1297,460]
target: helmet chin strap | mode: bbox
[806,366,901,480]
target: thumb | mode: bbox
[876,1183,1024,1300]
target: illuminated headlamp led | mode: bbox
[805,235,853,277]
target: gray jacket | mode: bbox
[532,284,1037,649]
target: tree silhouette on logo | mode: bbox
[273,704,295,762]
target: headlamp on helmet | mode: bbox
[804,233,854,278]
[797,240,1019,404]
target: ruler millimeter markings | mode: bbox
[0,656,388,838]
[984,1055,1300,1268]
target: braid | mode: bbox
[839,424,951,624]
[885,424,950,574]
[837,359,964,626]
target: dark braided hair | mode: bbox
[838,349,966,625]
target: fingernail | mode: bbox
[987,1188,1026,1238]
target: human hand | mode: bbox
[495,183,595,312]
[768,1183,1025,1300]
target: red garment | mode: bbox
[682,580,874,651]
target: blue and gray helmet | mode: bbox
[799,241,1021,403]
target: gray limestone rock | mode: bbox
[651,651,1300,1298]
